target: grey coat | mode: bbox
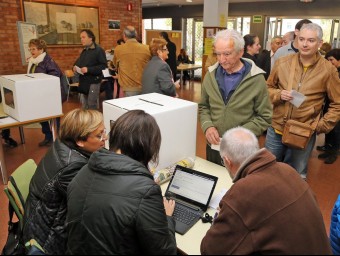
[142,56,176,96]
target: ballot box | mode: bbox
[0,73,62,122]
[103,93,198,172]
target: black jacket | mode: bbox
[23,139,90,254]
[166,40,177,81]
[66,149,177,255]
[74,43,107,94]
[256,49,271,80]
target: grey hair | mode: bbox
[124,26,137,39]
[220,127,260,166]
[271,35,282,43]
[300,23,323,41]
[214,29,245,53]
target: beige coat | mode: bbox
[113,39,151,92]
[267,53,340,134]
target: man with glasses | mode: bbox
[199,29,272,165]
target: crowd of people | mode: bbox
[3,19,340,255]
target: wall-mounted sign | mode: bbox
[253,15,263,23]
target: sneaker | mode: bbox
[316,145,331,151]
[324,154,338,164]
[4,137,18,148]
[38,139,52,147]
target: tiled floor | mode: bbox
[0,80,339,250]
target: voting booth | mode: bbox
[103,93,198,172]
[0,73,62,122]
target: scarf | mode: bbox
[27,52,46,74]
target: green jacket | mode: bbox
[199,59,272,137]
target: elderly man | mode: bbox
[266,23,340,179]
[199,29,272,165]
[256,35,283,79]
[282,31,295,46]
[113,26,151,96]
[201,127,332,255]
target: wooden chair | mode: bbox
[64,70,79,101]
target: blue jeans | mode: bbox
[265,127,316,179]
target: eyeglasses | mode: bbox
[221,157,225,167]
[28,48,38,52]
[93,129,107,141]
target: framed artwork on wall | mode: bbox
[21,1,99,46]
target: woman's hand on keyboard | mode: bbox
[164,197,176,216]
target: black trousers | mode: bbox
[206,144,224,166]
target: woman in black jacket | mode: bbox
[66,110,177,255]
[23,108,107,255]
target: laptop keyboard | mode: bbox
[173,204,201,225]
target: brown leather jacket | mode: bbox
[267,53,340,134]
[113,39,151,92]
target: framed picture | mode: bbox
[22,1,99,46]
[109,20,120,31]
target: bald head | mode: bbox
[220,127,259,167]
[123,26,137,40]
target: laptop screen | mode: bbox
[166,165,218,210]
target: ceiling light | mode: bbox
[300,0,314,2]
[186,0,193,2]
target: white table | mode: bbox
[160,157,233,255]
[177,64,202,86]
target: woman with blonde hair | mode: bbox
[23,108,107,255]
[142,38,180,96]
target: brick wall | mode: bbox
[0,0,142,75]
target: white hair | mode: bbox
[300,23,323,41]
[220,127,260,166]
[214,29,245,53]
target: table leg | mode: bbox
[19,126,25,144]
[180,70,184,87]
[0,132,8,185]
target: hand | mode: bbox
[205,127,220,145]
[73,66,77,72]
[174,80,181,89]
[81,67,88,74]
[163,197,175,216]
[281,90,293,101]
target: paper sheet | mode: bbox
[290,90,306,108]
[209,188,228,209]
[75,66,84,75]
[211,138,222,152]
[102,68,111,78]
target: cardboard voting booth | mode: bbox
[0,73,62,122]
[103,93,198,172]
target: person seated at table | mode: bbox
[177,48,192,84]
[66,110,177,255]
[142,38,180,96]
[23,108,107,255]
[201,127,332,255]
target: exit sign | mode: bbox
[253,15,263,23]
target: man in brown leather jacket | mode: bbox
[265,23,340,179]
[113,26,151,96]
[201,127,332,255]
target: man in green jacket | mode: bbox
[199,29,272,165]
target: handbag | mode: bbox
[281,56,319,150]
[1,205,25,255]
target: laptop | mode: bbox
[165,165,218,235]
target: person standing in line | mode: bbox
[199,29,272,166]
[256,36,283,80]
[23,109,107,254]
[66,110,177,255]
[317,48,340,164]
[27,39,63,147]
[272,19,312,66]
[282,31,295,46]
[160,31,177,81]
[142,38,180,96]
[201,127,332,255]
[242,34,261,63]
[113,26,151,97]
[266,23,340,179]
[74,29,107,109]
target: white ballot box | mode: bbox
[103,93,198,172]
[0,73,62,122]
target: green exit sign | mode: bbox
[253,15,263,23]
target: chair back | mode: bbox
[4,159,37,228]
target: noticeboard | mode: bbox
[17,21,37,65]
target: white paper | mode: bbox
[0,116,19,125]
[102,68,111,78]
[209,188,228,209]
[211,138,222,152]
[75,66,84,75]
[290,90,306,108]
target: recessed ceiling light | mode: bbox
[300,0,314,3]
[186,0,193,2]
